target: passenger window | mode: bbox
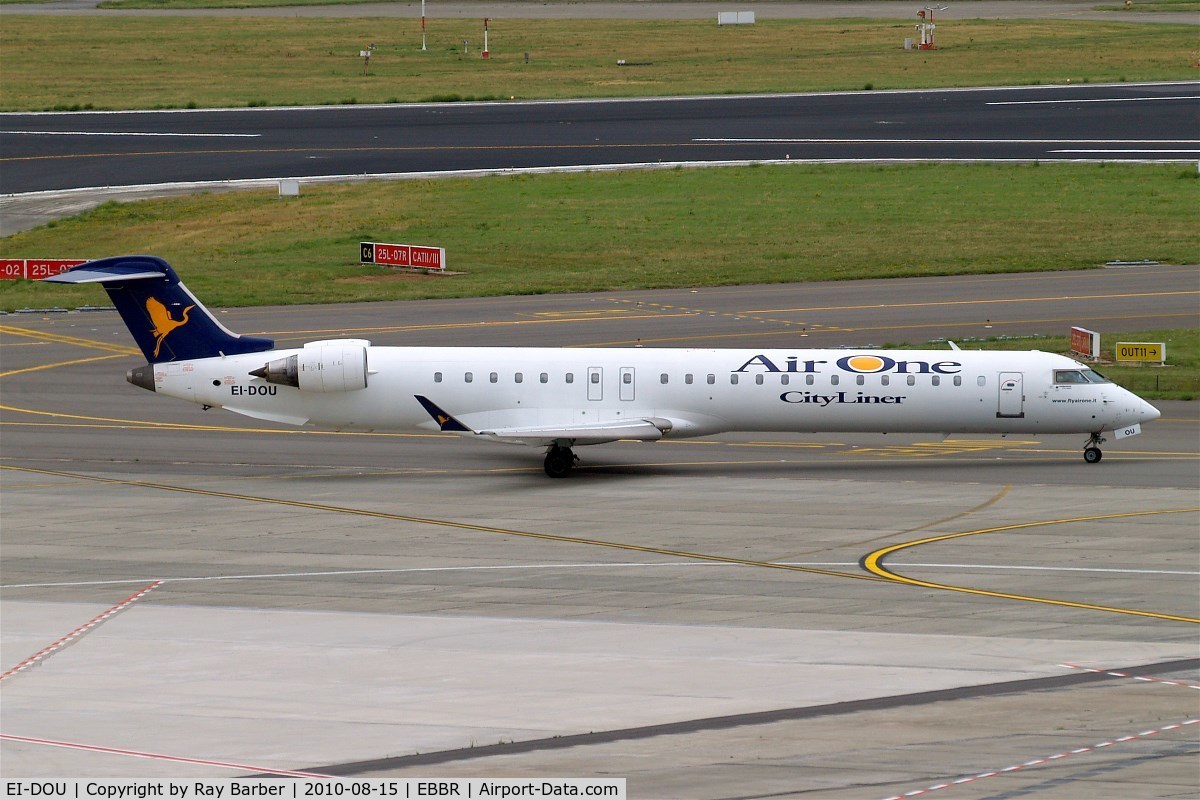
[434,372,442,383]
[707,374,716,385]
[540,373,548,384]
[953,376,962,386]
[591,372,600,384]
[881,375,890,386]
[490,372,498,383]
[907,375,916,386]
[855,375,865,386]
[515,372,523,383]
[566,373,574,384]
[622,373,632,384]
[660,373,669,384]
[830,375,840,386]
[685,374,694,385]
[932,375,941,386]
[977,376,986,387]
[781,374,790,386]
[755,374,764,385]
[806,374,815,386]
[465,372,473,383]
[731,374,739,385]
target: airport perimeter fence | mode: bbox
[1113,371,1199,398]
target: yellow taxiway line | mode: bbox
[862,509,1200,624]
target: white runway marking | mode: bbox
[986,95,1199,105]
[0,81,1190,117]
[693,137,1198,145]
[3,561,1194,590]
[1052,148,1200,154]
[1,130,261,138]
[900,563,1199,576]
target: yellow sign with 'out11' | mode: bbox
[1115,342,1165,363]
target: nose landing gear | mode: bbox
[544,445,578,478]
[1083,432,1106,464]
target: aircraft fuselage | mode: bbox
[148,345,1156,440]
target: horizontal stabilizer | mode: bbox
[42,265,166,284]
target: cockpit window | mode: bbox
[1055,370,1089,384]
[1054,369,1113,385]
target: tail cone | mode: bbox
[127,364,156,392]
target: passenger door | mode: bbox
[997,372,1024,418]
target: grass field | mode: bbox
[3,163,1196,310]
[1,17,1196,111]
[95,0,386,7]
[79,0,1200,10]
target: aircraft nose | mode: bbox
[1138,398,1161,424]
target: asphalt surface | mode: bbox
[2,2,1198,792]
[4,83,1198,196]
[3,82,1197,236]
[2,266,1198,794]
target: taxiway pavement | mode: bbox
[2,266,1198,796]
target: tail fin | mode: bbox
[43,255,274,363]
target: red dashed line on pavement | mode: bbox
[879,718,1199,800]
[880,659,1200,799]
[0,733,333,778]
[1,579,163,681]
[1059,662,1200,689]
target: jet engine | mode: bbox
[250,343,368,392]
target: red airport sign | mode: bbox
[0,259,88,280]
[361,242,445,272]
[1070,326,1100,360]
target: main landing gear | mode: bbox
[544,445,578,478]
[1083,432,1106,464]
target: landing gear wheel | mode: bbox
[544,446,576,478]
[1083,432,1106,464]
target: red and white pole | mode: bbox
[421,0,427,51]
[482,17,489,58]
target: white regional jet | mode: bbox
[47,256,1161,477]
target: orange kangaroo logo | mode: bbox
[146,296,194,358]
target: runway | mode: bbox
[4,83,1198,196]
[2,266,1197,795]
[3,80,1196,236]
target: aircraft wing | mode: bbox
[415,395,672,446]
[478,418,672,446]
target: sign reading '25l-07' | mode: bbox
[1,259,88,280]
[360,242,445,271]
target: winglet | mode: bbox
[414,395,473,432]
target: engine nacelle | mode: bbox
[250,345,368,393]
